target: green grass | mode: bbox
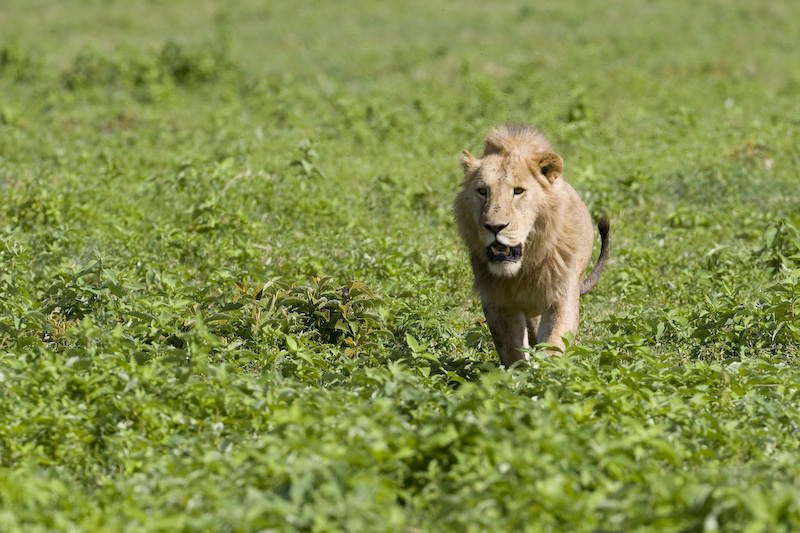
[2,0,800,531]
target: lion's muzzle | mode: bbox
[487,242,522,263]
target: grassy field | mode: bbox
[2,1,800,531]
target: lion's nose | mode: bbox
[484,223,508,235]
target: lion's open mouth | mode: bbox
[487,242,522,263]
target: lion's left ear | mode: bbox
[532,151,564,183]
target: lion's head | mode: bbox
[454,125,565,278]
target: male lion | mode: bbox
[454,125,610,368]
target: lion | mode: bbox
[454,124,610,368]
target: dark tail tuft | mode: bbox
[580,216,610,296]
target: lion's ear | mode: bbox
[532,151,564,183]
[460,150,480,174]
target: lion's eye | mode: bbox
[513,187,525,195]
[477,187,487,196]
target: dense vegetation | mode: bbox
[2,1,800,531]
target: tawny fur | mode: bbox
[454,125,609,368]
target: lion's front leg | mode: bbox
[482,303,529,368]
[537,301,580,353]
[526,315,541,345]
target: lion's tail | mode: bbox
[580,216,610,296]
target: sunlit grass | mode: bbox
[1,0,800,530]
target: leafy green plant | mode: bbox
[62,46,125,90]
[61,38,234,98]
[759,218,800,273]
[3,181,65,230]
[211,277,392,358]
[0,41,41,81]
[290,139,326,179]
[159,38,234,85]
[691,272,800,358]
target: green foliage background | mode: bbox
[2,1,800,531]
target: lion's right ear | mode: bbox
[460,150,480,174]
